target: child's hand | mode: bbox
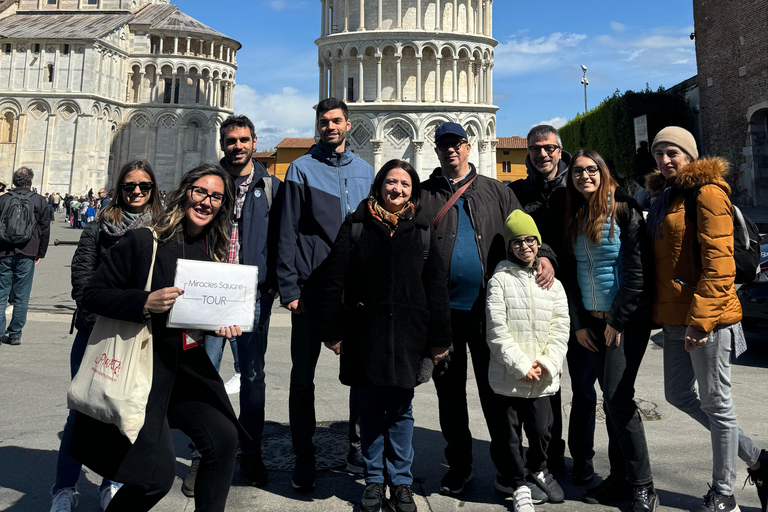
[532,361,548,377]
[524,366,541,382]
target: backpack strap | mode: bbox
[432,176,477,229]
[420,225,430,261]
[350,219,363,248]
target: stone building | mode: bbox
[495,135,526,183]
[316,0,498,179]
[693,0,768,206]
[0,0,239,194]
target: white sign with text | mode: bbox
[167,259,258,332]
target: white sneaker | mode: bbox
[50,488,78,512]
[99,483,120,511]
[512,484,535,512]
[224,373,241,394]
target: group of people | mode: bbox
[27,97,764,512]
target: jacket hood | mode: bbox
[309,142,355,167]
[645,157,731,197]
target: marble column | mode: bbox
[159,37,164,54]
[52,47,60,91]
[435,0,441,30]
[416,55,422,102]
[375,54,382,102]
[372,140,383,170]
[318,62,325,101]
[477,0,483,34]
[413,140,424,176]
[186,37,191,55]
[469,61,475,104]
[377,0,382,29]
[37,45,46,90]
[453,0,458,31]
[435,56,441,102]
[395,53,402,101]
[343,57,349,101]
[357,54,364,102]
[126,72,133,102]
[321,0,327,36]
[488,0,492,36]
[344,0,349,32]
[479,61,485,103]
[219,45,224,60]
[488,63,493,104]
[358,0,365,30]
[173,37,178,55]
[477,140,487,177]
[138,72,145,103]
[416,0,422,29]
[397,0,402,28]
[8,45,17,90]
[22,46,30,91]
[452,57,458,102]
[175,125,186,183]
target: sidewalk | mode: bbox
[0,217,765,512]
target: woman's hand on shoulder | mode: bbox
[215,325,242,339]
[324,340,343,355]
[536,257,555,290]
[145,287,184,313]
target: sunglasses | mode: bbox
[121,182,154,193]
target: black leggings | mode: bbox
[106,400,238,512]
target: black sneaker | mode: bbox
[529,469,564,503]
[360,482,386,512]
[696,485,739,512]
[583,474,633,504]
[630,484,659,512]
[439,467,473,495]
[240,452,268,487]
[3,336,20,345]
[572,459,595,486]
[346,445,365,475]
[182,456,200,497]
[746,449,768,512]
[291,455,315,492]
[389,484,416,512]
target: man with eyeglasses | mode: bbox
[511,124,597,486]
[203,115,283,492]
[419,122,558,498]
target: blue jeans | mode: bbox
[358,387,415,486]
[0,254,35,339]
[53,329,119,496]
[203,336,240,374]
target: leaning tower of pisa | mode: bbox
[316,0,497,179]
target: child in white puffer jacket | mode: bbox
[485,210,569,512]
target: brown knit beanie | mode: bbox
[651,126,699,160]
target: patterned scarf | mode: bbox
[367,196,416,236]
[101,210,152,237]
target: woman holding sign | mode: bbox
[320,160,452,512]
[70,164,243,512]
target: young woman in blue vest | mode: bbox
[563,149,658,512]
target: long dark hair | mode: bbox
[564,149,626,253]
[100,160,162,226]
[372,159,421,207]
[152,164,235,263]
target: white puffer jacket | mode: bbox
[485,260,570,398]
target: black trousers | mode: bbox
[432,309,512,475]
[106,399,238,512]
[586,315,653,486]
[499,395,553,487]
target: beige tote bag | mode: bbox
[67,230,157,444]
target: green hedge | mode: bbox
[559,87,695,183]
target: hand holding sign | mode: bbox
[146,287,185,313]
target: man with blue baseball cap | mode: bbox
[419,122,559,500]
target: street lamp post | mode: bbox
[581,64,589,114]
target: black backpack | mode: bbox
[0,190,36,244]
[684,188,761,284]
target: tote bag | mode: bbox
[67,231,158,444]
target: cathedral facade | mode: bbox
[316,0,497,179]
[0,0,239,194]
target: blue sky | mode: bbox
[178,0,697,151]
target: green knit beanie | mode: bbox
[503,210,542,250]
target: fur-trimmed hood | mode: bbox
[645,157,731,197]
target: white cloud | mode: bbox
[233,85,317,151]
[494,32,587,75]
[611,22,627,33]
[536,117,568,129]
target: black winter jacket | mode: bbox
[564,188,654,333]
[319,201,452,389]
[510,152,572,272]
[71,228,245,487]
[419,165,553,303]
[70,222,129,331]
[0,187,51,259]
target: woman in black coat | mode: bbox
[320,159,452,512]
[70,164,243,512]
[51,160,163,511]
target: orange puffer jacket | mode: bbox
[646,157,742,333]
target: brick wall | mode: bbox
[693,0,768,205]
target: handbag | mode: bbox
[67,229,158,443]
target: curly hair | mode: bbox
[152,164,234,263]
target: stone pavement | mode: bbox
[0,216,766,512]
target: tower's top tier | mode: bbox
[318,0,494,41]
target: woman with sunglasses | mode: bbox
[563,149,658,511]
[68,164,243,512]
[50,161,164,512]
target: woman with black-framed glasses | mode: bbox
[51,160,164,511]
[563,149,658,511]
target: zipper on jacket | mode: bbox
[584,235,597,309]
[345,178,350,216]
[527,267,536,399]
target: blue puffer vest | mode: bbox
[574,208,625,312]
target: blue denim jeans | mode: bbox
[52,329,119,496]
[358,387,415,486]
[0,254,35,339]
[203,336,240,374]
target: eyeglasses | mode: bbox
[571,166,600,177]
[121,182,153,193]
[188,186,224,207]
[436,140,468,152]
[511,236,538,249]
[528,144,560,155]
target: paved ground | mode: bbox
[0,216,766,512]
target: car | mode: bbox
[736,239,768,325]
